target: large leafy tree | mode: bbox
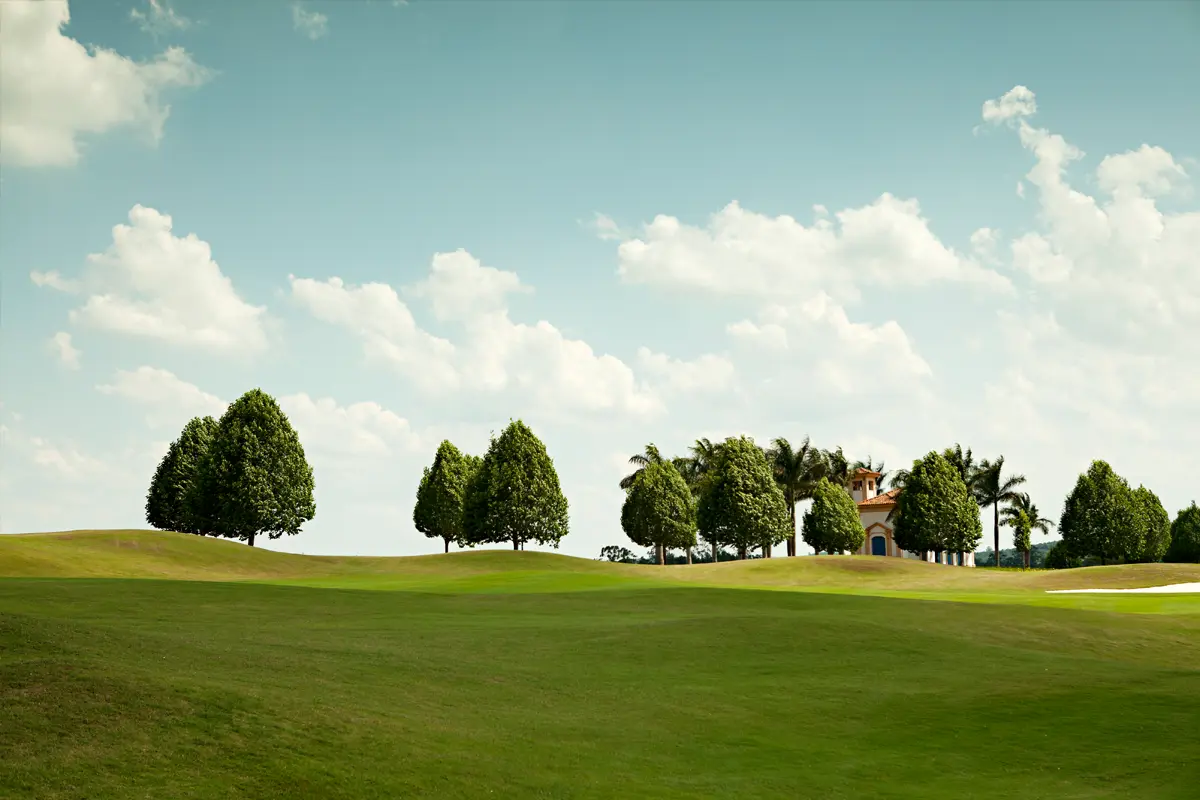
[462,420,569,551]
[187,389,315,547]
[768,436,824,557]
[697,436,790,560]
[801,478,865,555]
[620,461,698,565]
[146,415,220,534]
[1165,502,1200,563]
[1131,485,1171,563]
[1001,493,1053,568]
[892,451,982,559]
[1058,461,1141,564]
[413,440,480,553]
[976,456,1026,567]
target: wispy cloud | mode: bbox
[292,3,329,40]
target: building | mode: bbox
[845,468,975,566]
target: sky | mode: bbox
[2,0,1199,559]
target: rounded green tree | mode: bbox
[146,415,219,534]
[462,420,569,550]
[1131,485,1171,563]
[414,440,480,553]
[892,451,981,559]
[697,436,790,559]
[801,477,865,555]
[187,389,315,547]
[621,460,697,565]
[1165,502,1200,563]
[1059,461,1141,564]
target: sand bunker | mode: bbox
[1047,582,1200,594]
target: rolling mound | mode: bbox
[3,530,1198,596]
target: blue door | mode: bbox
[871,536,887,556]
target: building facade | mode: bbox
[845,468,975,567]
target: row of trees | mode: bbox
[614,437,1026,565]
[413,421,569,552]
[1051,460,1197,566]
[146,389,316,546]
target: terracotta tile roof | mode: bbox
[850,468,881,478]
[858,487,900,507]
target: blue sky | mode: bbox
[3,0,1198,557]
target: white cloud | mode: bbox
[294,251,665,419]
[590,213,623,241]
[49,332,81,370]
[635,348,736,394]
[37,205,269,354]
[279,394,421,459]
[97,366,226,427]
[291,3,328,39]
[289,275,460,392]
[980,85,1037,124]
[612,195,1010,303]
[130,0,191,37]
[0,0,209,168]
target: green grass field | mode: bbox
[3,531,1199,798]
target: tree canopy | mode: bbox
[186,389,315,547]
[1131,485,1171,563]
[620,460,697,564]
[892,451,982,556]
[1058,461,1142,564]
[696,436,790,559]
[768,436,824,557]
[462,420,569,550]
[801,478,865,555]
[414,440,480,553]
[146,415,219,534]
[1165,502,1200,563]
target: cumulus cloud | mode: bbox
[291,3,328,39]
[97,366,226,427]
[980,85,1037,124]
[49,332,81,370]
[635,348,737,395]
[294,250,671,419]
[0,0,209,167]
[130,0,191,37]
[35,205,269,354]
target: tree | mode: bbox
[892,451,982,559]
[851,456,890,491]
[768,436,824,557]
[618,443,668,490]
[1044,541,1080,570]
[1131,485,1171,563]
[976,456,1026,567]
[696,436,790,560]
[187,389,315,547]
[821,446,851,488]
[1001,493,1053,568]
[942,444,982,492]
[1165,503,1200,563]
[1058,461,1142,565]
[462,420,569,551]
[801,478,866,555]
[413,441,479,553]
[598,545,636,563]
[620,461,698,565]
[146,415,219,534]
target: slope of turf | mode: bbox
[2,577,1198,799]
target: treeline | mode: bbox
[145,389,315,547]
[413,421,569,552]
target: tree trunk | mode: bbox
[738,546,747,560]
[686,546,692,565]
[657,543,665,565]
[513,536,519,551]
[444,537,450,554]
[247,532,256,548]
[993,503,1001,567]
[788,502,797,557]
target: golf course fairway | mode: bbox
[2,531,1198,799]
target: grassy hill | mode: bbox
[3,531,1199,798]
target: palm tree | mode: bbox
[768,436,824,557]
[821,446,852,487]
[942,443,983,493]
[851,456,890,492]
[976,456,1027,568]
[1002,493,1053,568]
[619,443,668,490]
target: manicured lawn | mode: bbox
[3,536,1199,799]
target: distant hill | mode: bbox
[975,540,1058,568]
